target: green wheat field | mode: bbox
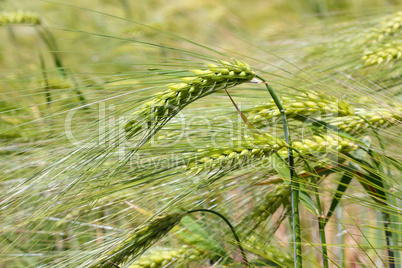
[0,0,401,267]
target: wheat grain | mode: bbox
[91,212,187,268]
[125,59,255,138]
[366,11,402,42]
[292,134,358,154]
[362,42,402,65]
[328,109,401,133]
[0,11,41,25]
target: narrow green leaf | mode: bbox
[299,182,319,216]
[324,172,353,226]
[270,153,290,182]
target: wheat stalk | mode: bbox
[124,59,255,138]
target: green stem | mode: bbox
[35,26,87,106]
[336,206,345,268]
[256,75,301,268]
[187,209,248,267]
[39,52,51,108]
[357,115,399,268]
[299,155,329,268]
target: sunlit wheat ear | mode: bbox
[90,212,188,268]
[366,11,402,43]
[186,133,287,174]
[246,92,354,127]
[129,245,201,268]
[328,108,402,133]
[0,11,41,25]
[124,59,255,139]
[292,133,358,155]
[362,42,402,65]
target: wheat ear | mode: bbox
[125,59,255,138]
[247,92,354,128]
[292,133,358,154]
[91,212,187,268]
[129,245,200,268]
[362,42,402,65]
[328,108,402,133]
[0,11,41,25]
[366,11,402,43]
[186,133,287,173]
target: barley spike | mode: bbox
[125,59,255,138]
[0,11,41,25]
[90,212,188,268]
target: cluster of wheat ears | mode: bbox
[0,3,401,268]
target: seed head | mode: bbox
[247,92,354,127]
[362,42,402,65]
[0,11,41,25]
[186,133,287,173]
[91,212,188,268]
[125,59,255,138]
[129,245,200,268]
[328,109,401,133]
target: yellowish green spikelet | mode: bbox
[187,132,357,173]
[366,11,402,43]
[362,42,402,65]
[125,59,255,137]
[328,109,402,133]
[186,133,287,173]
[128,245,201,268]
[292,133,358,154]
[91,212,188,268]
[0,11,41,25]
[247,92,354,127]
